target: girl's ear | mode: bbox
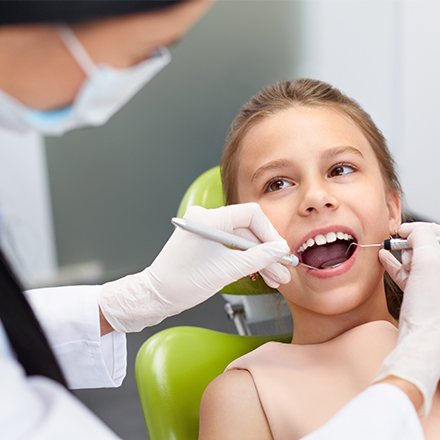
[386,190,401,234]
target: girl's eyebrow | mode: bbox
[321,145,364,161]
[251,158,293,182]
[251,145,364,183]
[321,145,364,160]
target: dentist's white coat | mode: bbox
[1,286,125,439]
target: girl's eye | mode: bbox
[329,163,356,177]
[265,178,293,193]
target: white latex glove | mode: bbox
[375,222,440,415]
[98,203,291,333]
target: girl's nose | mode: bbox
[297,181,339,216]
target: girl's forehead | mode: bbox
[239,106,374,162]
[244,107,362,142]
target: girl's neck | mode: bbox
[289,291,397,345]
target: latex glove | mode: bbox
[98,203,291,333]
[376,222,440,415]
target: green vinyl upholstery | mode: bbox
[136,327,289,439]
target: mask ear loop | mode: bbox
[57,26,96,77]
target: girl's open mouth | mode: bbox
[296,229,359,278]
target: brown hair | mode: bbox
[220,78,403,319]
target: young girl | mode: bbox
[198,79,440,439]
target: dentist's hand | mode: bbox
[376,222,440,415]
[98,203,291,333]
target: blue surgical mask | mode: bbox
[0,26,170,136]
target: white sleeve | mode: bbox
[301,383,424,440]
[0,355,120,439]
[25,285,127,390]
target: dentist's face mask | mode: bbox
[0,26,170,136]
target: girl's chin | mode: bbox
[290,294,375,318]
[281,276,386,317]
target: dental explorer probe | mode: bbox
[356,236,440,251]
[171,217,300,267]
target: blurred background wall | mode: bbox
[45,0,301,283]
[1,0,440,438]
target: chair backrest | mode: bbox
[135,326,289,440]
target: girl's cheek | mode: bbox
[261,205,288,234]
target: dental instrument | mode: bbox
[350,236,440,252]
[171,217,305,268]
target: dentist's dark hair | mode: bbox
[0,247,68,387]
[0,1,183,25]
[221,78,403,319]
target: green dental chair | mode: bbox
[135,166,290,440]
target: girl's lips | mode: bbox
[299,242,359,279]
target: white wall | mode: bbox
[295,0,398,150]
[294,0,439,221]
[399,0,440,220]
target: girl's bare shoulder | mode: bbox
[199,369,272,440]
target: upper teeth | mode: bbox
[297,232,354,253]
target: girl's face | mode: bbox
[236,105,401,320]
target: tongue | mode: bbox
[301,241,350,269]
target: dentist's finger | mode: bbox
[401,249,412,272]
[260,262,291,287]
[227,240,290,281]
[233,229,292,286]
[233,227,260,244]
[379,249,408,290]
[398,222,440,240]
[260,272,280,289]
[226,203,286,243]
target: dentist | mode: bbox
[0,1,291,437]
